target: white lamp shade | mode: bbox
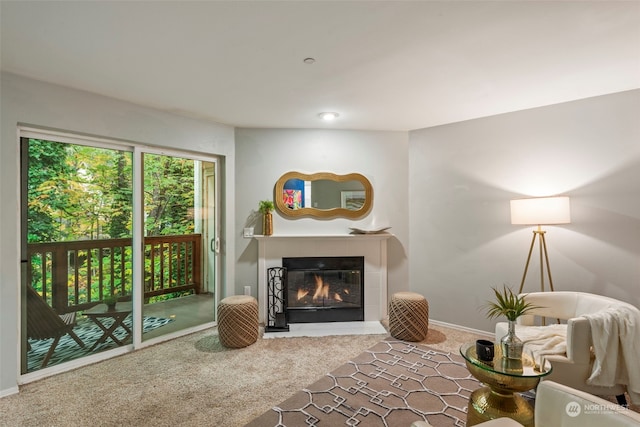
[510,196,571,225]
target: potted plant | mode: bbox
[103,294,118,311]
[258,200,275,236]
[484,285,540,359]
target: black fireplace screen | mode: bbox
[283,256,364,323]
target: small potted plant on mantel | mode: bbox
[484,285,540,359]
[259,200,275,236]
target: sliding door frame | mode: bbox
[134,145,220,349]
[18,127,221,382]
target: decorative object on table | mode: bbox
[103,294,118,311]
[265,267,289,332]
[510,196,571,294]
[484,285,540,360]
[475,339,495,362]
[258,200,275,236]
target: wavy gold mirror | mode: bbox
[275,171,373,219]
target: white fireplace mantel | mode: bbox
[255,233,391,325]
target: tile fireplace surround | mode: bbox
[255,234,391,327]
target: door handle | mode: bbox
[211,238,220,254]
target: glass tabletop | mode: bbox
[460,341,552,378]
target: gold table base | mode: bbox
[467,386,534,427]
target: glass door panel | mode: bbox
[21,137,133,373]
[141,152,216,341]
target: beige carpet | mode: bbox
[0,324,483,427]
[1,324,637,426]
[247,338,482,427]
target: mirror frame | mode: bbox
[274,171,373,219]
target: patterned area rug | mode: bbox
[247,339,483,427]
[27,315,173,372]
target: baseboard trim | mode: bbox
[429,319,493,338]
[0,386,19,398]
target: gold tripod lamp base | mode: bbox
[518,227,555,294]
[510,196,571,294]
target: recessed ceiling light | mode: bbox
[303,57,316,64]
[319,112,339,121]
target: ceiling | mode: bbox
[1,1,639,131]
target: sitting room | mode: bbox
[1,1,639,426]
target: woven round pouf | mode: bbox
[388,291,429,342]
[217,295,259,348]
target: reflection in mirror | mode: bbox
[282,179,365,210]
[275,172,373,219]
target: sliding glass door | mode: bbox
[20,131,218,374]
[140,150,218,342]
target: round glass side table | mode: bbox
[460,341,552,427]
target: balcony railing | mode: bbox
[27,234,202,313]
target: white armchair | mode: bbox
[495,291,638,404]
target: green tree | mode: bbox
[143,154,195,236]
[27,139,73,242]
[109,151,133,238]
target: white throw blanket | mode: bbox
[583,305,640,405]
[513,323,568,370]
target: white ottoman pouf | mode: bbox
[388,291,429,342]
[217,295,259,348]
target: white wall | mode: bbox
[234,128,409,300]
[0,72,236,396]
[409,90,640,332]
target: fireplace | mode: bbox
[283,256,364,323]
[256,234,390,325]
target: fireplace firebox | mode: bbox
[283,256,364,323]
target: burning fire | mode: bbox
[312,274,329,301]
[294,274,349,304]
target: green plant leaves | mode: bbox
[259,200,274,214]
[484,285,541,321]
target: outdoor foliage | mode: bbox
[27,139,134,242]
[26,139,197,304]
[143,153,195,236]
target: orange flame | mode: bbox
[297,288,309,300]
[312,274,329,301]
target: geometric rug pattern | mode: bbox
[27,315,173,372]
[247,339,484,427]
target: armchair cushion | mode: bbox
[535,380,640,427]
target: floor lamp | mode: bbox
[510,196,571,294]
